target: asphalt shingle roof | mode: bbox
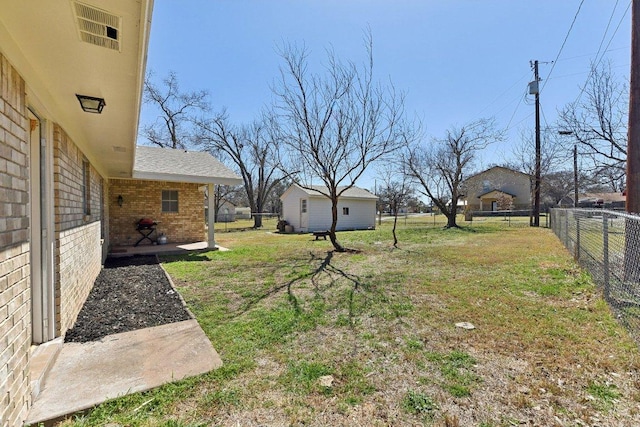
[133,146,242,185]
[295,184,378,199]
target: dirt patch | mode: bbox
[64,255,191,343]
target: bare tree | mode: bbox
[209,184,242,222]
[406,118,504,229]
[510,128,565,180]
[540,170,578,206]
[558,62,628,191]
[507,128,565,220]
[198,111,289,228]
[376,164,413,248]
[273,32,408,252]
[142,71,209,149]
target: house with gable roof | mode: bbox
[462,166,531,212]
[0,3,240,426]
[280,184,378,232]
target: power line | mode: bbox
[572,1,631,106]
[592,0,621,67]
[595,2,631,69]
[546,63,630,82]
[541,0,586,93]
[555,46,629,63]
[505,86,531,130]
[540,102,550,130]
[477,71,531,117]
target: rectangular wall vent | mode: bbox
[73,2,121,51]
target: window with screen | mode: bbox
[162,190,179,212]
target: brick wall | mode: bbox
[0,53,29,249]
[0,244,31,427]
[0,53,31,427]
[109,179,205,246]
[53,125,102,230]
[56,222,102,333]
[53,125,103,335]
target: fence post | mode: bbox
[575,215,581,260]
[603,213,610,300]
[565,210,570,247]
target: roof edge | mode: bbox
[132,171,242,185]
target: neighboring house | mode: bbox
[0,4,238,426]
[462,166,531,211]
[280,184,377,232]
[235,206,252,220]
[215,199,237,222]
[578,192,626,209]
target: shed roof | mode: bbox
[282,184,378,200]
[133,146,242,185]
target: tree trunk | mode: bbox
[329,197,345,252]
[253,214,263,228]
[392,213,399,248]
[445,211,458,229]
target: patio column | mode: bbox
[207,183,216,249]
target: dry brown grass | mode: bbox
[62,217,640,426]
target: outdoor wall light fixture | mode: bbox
[75,94,106,114]
[117,195,124,207]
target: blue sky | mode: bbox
[140,1,631,186]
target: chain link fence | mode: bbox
[550,208,640,342]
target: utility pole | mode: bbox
[629,0,640,214]
[531,60,541,226]
[559,130,578,207]
[624,0,640,283]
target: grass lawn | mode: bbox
[61,215,640,426]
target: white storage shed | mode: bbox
[280,184,378,232]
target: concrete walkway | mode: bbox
[109,241,229,257]
[26,319,222,426]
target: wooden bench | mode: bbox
[312,230,330,240]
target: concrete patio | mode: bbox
[25,247,225,426]
[109,240,229,257]
[26,319,221,426]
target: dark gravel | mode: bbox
[64,255,192,343]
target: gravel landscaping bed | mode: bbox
[64,255,191,343]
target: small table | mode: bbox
[313,230,330,240]
[134,222,157,246]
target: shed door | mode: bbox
[300,199,308,231]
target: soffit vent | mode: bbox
[73,1,121,51]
